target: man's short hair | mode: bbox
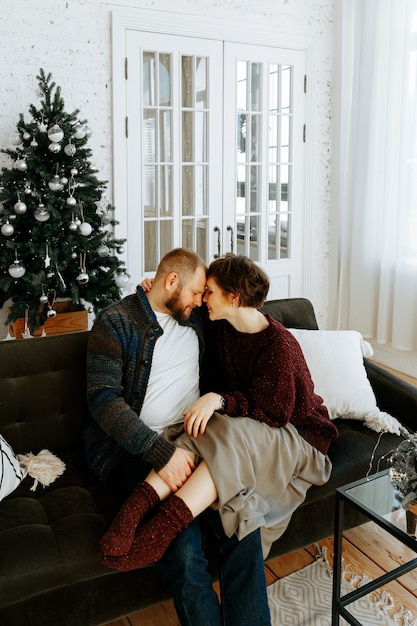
[155,248,207,285]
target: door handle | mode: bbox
[227,225,234,253]
[214,226,221,258]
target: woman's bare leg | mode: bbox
[146,469,173,500]
[174,461,218,516]
[146,459,217,515]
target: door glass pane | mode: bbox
[182,217,208,257]
[235,60,262,257]
[196,218,208,259]
[268,165,277,210]
[143,110,156,163]
[280,213,289,258]
[251,62,261,111]
[144,221,157,272]
[144,165,156,217]
[266,63,293,260]
[236,216,246,254]
[143,51,174,270]
[238,113,247,159]
[182,218,193,249]
[281,65,291,111]
[182,165,193,215]
[160,165,172,215]
[159,54,172,106]
[234,59,294,262]
[268,114,278,162]
[281,115,290,163]
[251,114,261,162]
[280,164,289,211]
[268,213,277,260]
[195,111,207,162]
[182,56,193,108]
[181,54,209,247]
[143,52,156,106]
[196,57,207,108]
[269,64,279,112]
[250,165,260,212]
[249,215,260,261]
[236,164,246,213]
[182,111,193,162]
[159,110,172,162]
[195,165,207,215]
[160,220,173,258]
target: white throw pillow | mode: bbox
[288,329,393,425]
[0,434,24,501]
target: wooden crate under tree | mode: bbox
[9,301,88,339]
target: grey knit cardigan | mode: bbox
[83,288,204,484]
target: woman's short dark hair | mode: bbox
[207,254,270,308]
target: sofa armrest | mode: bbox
[365,360,417,433]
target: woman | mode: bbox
[98,254,338,570]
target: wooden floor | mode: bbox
[105,365,417,626]
[105,522,417,626]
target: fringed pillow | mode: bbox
[0,435,24,501]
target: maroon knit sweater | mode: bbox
[215,314,339,455]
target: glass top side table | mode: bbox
[331,469,417,626]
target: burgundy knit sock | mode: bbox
[100,481,160,557]
[98,495,194,571]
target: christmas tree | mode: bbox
[0,69,128,334]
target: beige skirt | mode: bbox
[165,413,331,558]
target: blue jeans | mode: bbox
[157,508,271,626]
[112,454,271,625]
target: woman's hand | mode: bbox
[183,392,223,438]
[140,278,154,292]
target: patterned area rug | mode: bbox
[267,547,417,626]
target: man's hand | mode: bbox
[183,392,222,438]
[158,448,196,492]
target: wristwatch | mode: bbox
[219,396,226,412]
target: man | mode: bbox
[84,247,271,626]
[84,248,206,494]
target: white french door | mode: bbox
[125,32,223,280]
[113,16,307,298]
[223,43,306,298]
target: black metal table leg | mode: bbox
[332,491,344,626]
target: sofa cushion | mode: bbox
[0,446,117,609]
[0,332,89,456]
[262,298,319,330]
[304,418,404,505]
[0,435,23,501]
[288,329,403,436]
[288,329,375,420]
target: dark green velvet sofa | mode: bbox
[1,298,416,625]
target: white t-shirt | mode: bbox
[140,312,200,433]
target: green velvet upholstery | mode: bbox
[1,299,416,625]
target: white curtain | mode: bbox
[334,0,417,353]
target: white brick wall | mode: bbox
[0,0,334,337]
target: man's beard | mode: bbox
[165,288,190,323]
